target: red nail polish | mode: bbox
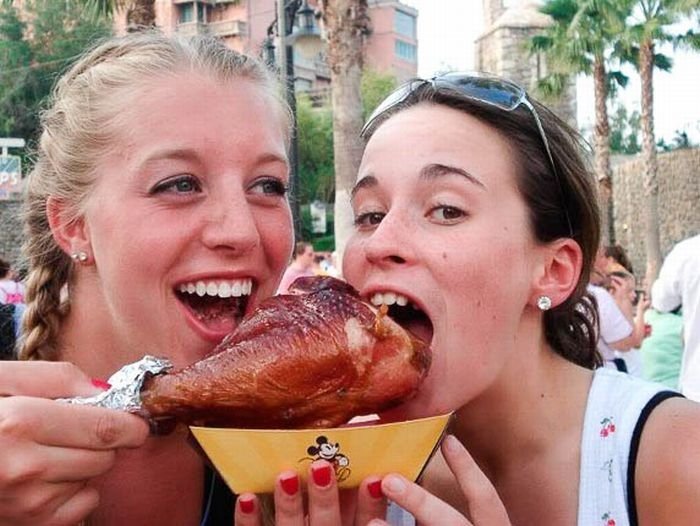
[91,378,111,390]
[368,480,383,499]
[311,463,332,487]
[239,497,254,514]
[280,473,299,496]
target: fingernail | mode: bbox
[280,473,299,496]
[91,378,111,390]
[367,479,383,499]
[443,434,460,452]
[384,475,406,494]
[239,496,255,514]
[311,463,332,487]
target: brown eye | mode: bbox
[429,205,466,223]
[353,211,385,228]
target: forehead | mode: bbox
[359,103,516,187]
[99,73,287,170]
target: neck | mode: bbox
[450,329,592,482]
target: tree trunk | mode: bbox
[592,55,613,246]
[320,0,369,271]
[126,0,156,31]
[639,38,661,288]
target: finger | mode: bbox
[0,442,116,485]
[45,485,100,526]
[2,481,86,523]
[0,361,101,398]
[307,460,342,526]
[273,471,304,526]
[0,397,149,450]
[442,435,510,525]
[380,474,470,525]
[234,493,261,526]
[354,476,387,525]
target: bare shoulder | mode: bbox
[635,396,700,523]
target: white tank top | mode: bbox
[387,368,680,526]
[577,368,679,525]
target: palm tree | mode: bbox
[81,0,155,30]
[319,0,369,266]
[621,0,699,285]
[530,0,630,245]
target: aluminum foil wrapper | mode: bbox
[57,355,172,414]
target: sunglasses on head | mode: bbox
[361,72,574,237]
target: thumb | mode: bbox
[441,435,511,525]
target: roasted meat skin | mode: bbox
[141,276,431,428]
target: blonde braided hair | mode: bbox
[19,31,290,361]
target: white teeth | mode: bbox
[231,281,242,297]
[218,282,232,298]
[178,278,253,299]
[370,291,410,308]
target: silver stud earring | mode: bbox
[537,295,552,311]
[71,251,89,264]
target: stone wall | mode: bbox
[612,148,700,275]
[474,8,577,127]
[0,198,24,268]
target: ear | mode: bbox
[530,238,583,310]
[46,196,91,258]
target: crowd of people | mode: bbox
[0,30,699,525]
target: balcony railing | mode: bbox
[175,21,209,37]
[208,19,247,38]
[176,19,247,38]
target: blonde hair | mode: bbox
[20,32,291,361]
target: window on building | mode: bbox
[394,10,416,39]
[395,40,417,62]
[178,2,206,24]
[178,3,194,23]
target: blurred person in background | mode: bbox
[652,233,700,401]
[277,241,315,294]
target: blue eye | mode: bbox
[150,175,201,195]
[251,178,288,196]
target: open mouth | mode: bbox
[369,291,434,345]
[176,278,253,334]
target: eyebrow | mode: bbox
[420,163,485,189]
[138,149,289,170]
[350,175,378,201]
[350,163,485,200]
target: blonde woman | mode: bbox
[0,33,294,525]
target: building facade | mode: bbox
[114,0,418,93]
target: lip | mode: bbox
[173,272,258,344]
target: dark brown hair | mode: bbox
[363,81,602,368]
[605,244,633,274]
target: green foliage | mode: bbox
[657,129,696,151]
[360,68,397,120]
[608,100,641,153]
[300,203,335,251]
[294,68,395,251]
[0,0,112,146]
[296,93,335,204]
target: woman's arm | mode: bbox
[635,397,700,524]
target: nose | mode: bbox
[201,190,260,255]
[362,210,414,267]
